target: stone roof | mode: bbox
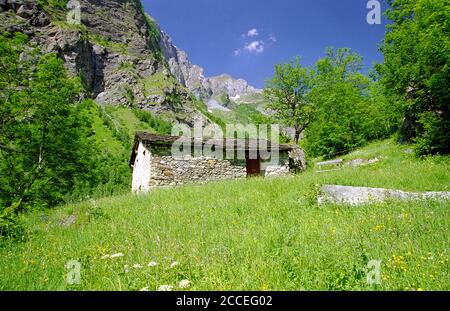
[130,132,296,166]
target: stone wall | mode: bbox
[132,141,300,192]
[260,152,290,177]
[149,155,247,187]
[262,163,290,177]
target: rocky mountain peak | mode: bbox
[157,23,262,102]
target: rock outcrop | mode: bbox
[318,185,450,206]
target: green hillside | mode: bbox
[78,104,174,198]
[1,139,448,291]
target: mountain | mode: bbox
[0,0,269,128]
[0,0,209,126]
[156,22,266,110]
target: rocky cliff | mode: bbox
[0,0,208,125]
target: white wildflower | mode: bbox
[140,286,149,291]
[133,264,143,269]
[157,285,173,291]
[101,254,110,260]
[124,264,130,273]
[178,279,190,289]
[170,261,179,268]
[148,262,158,267]
[110,253,124,259]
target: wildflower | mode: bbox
[390,255,407,272]
[373,224,384,232]
[101,254,110,260]
[124,265,130,273]
[178,279,190,289]
[170,261,179,268]
[399,213,410,219]
[140,287,149,291]
[148,262,158,267]
[110,253,124,259]
[157,285,173,291]
[133,264,143,269]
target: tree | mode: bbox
[379,0,449,155]
[304,48,397,158]
[0,32,94,214]
[264,58,314,144]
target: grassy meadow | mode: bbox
[0,139,449,291]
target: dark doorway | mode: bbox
[246,157,261,177]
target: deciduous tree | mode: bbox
[264,58,315,144]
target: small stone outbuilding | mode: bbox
[129,132,306,192]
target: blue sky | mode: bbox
[143,0,388,88]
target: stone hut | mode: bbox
[129,132,306,192]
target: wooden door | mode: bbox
[246,157,261,177]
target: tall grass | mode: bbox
[0,139,448,290]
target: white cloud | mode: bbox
[234,29,276,56]
[247,28,259,37]
[244,41,265,54]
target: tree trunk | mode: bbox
[294,129,301,144]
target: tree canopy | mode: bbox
[0,32,94,212]
[264,58,315,143]
[379,0,449,155]
[264,48,399,158]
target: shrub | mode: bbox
[132,109,172,135]
[0,207,26,241]
[414,112,450,156]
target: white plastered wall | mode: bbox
[131,141,152,193]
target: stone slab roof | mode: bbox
[130,132,296,166]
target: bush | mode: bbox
[38,0,69,9]
[132,109,172,135]
[414,112,450,156]
[0,207,26,241]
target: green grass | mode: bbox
[309,139,450,192]
[212,104,269,125]
[86,33,130,55]
[109,107,152,140]
[142,72,177,97]
[95,105,170,144]
[91,107,125,155]
[0,139,449,290]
